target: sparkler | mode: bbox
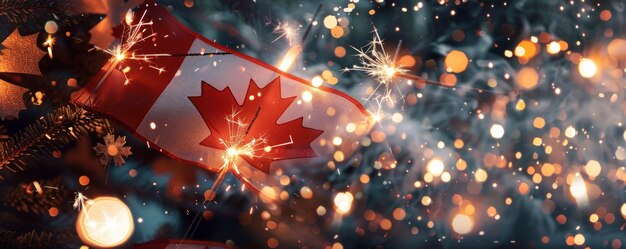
[91,9,230,92]
[344,28,408,86]
[343,28,487,100]
[366,95,386,126]
[277,4,323,72]
[180,110,295,247]
[272,21,301,46]
[204,109,294,201]
[345,28,520,128]
[92,9,157,90]
[343,28,408,105]
[278,45,303,72]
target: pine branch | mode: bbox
[1,177,71,214]
[0,227,74,249]
[0,0,54,24]
[0,105,111,180]
[0,0,105,40]
[0,210,77,248]
[0,122,7,144]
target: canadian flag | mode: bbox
[73,1,372,194]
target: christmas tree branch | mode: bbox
[0,0,53,24]
[1,177,71,214]
[0,227,75,249]
[0,105,111,180]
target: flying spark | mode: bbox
[73,192,90,212]
[343,28,408,93]
[272,21,302,46]
[93,9,160,88]
[42,35,55,59]
[204,109,294,201]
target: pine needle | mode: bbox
[0,105,111,180]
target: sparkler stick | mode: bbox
[178,109,295,248]
[148,52,232,57]
[92,60,120,95]
[302,4,323,41]
[204,163,230,202]
[277,4,323,72]
[397,72,517,95]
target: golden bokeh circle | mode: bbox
[76,197,134,248]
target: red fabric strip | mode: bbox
[73,3,196,130]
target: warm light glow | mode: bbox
[451,213,474,235]
[516,67,539,90]
[515,40,538,59]
[578,58,597,79]
[565,126,576,138]
[343,28,407,85]
[278,45,302,72]
[227,147,239,157]
[570,174,588,207]
[584,160,601,179]
[547,41,561,54]
[218,111,267,172]
[490,124,505,139]
[333,192,354,215]
[76,197,134,248]
[302,91,313,102]
[426,158,445,177]
[323,15,338,29]
[445,50,469,73]
[94,9,159,84]
[474,168,488,182]
[114,49,126,62]
[272,21,301,46]
[42,35,55,59]
[311,76,323,87]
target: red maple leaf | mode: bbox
[188,77,323,173]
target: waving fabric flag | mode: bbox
[72,1,372,194]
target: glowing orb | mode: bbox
[490,124,505,139]
[333,192,354,215]
[426,158,445,177]
[444,50,469,73]
[570,174,588,200]
[76,197,134,248]
[546,41,561,54]
[451,213,474,235]
[578,58,597,79]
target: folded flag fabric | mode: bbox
[72,1,372,195]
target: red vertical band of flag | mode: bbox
[73,4,196,130]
